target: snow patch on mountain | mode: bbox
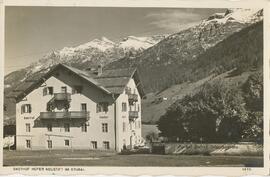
[201,8,263,27]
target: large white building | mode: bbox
[13,64,145,152]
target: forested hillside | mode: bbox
[141,21,263,124]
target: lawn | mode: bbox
[3,150,263,167]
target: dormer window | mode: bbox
[96,102,109,113]
[43,87,53,96]
[72,85,83,94]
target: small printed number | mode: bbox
[242,167,251,171]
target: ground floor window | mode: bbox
[103,141,110,150]
[26,140,31,149]
[91,141,97,149]
[47,140,52,149]
[81,123,87,132]
[65,139,70,146]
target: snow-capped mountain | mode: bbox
[201,8,263,26]
[107,8,263,92]
[21,35,165,78]
[4,8,263,125]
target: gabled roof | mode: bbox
[10,64,145,102]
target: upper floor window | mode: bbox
[43,87,53,96]
[122,102,127,112]
[61,86,67,93]
[102,123,108,133]
[47,123,52,132]
[64,123,70,132]
[72,85,83,94]
[81,123,87,132]
[137,104,140,112]
[123,122,126,132]
[96,102,108,113]
[21,104,31,114]
[26,123,31,132]
[81,103,87,111]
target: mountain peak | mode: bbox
[201,8,262,26]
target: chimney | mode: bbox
[97,64,103,76]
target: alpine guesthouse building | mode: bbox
[14,64,145,152]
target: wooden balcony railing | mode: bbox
[129,111,139,120]
[39,111,89,120]
[54,93,71,101]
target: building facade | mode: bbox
[14,64,145,152]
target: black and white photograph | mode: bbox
[1,0,268,174]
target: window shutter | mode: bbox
[29,105,32,113]
[104,103,108,112]
[43,88,47,96]
[21,105,24,114]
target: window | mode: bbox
[81,123,87,132]
[122,102,127,112]
[96,102,108,113]
[47,140,52,149]
[103,141,110,150]
[81,103,87,111]
[125,87,131,94]
[64,139,70,146]
[21,104,31,114]
[26,140,31,148]
[138,104,140,112]
[91,141,97,149]
[138,121,141,129]
[64,123,70,132]
[47,124,52,132]
[123,122,126,132]
[46,104,54,111]
[102,123,108,132]
[43,87,53,96]
[72,85,83,94]
[26,123,31,132]
[61,86,67,93]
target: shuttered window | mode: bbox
[21,104,32,114]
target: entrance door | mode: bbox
[47,140,52,149]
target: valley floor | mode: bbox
[3,150,263,167]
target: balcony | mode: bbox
[54,93,71,101]
[39,111,89,120]
[129,111,139,120]
[128,93,138,102]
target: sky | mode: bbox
[5,7,224,75]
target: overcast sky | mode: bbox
[5,7,224,75]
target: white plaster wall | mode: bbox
[16,68,116,150]
[115,78,142,152]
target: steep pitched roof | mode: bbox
[9,64,145,102]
